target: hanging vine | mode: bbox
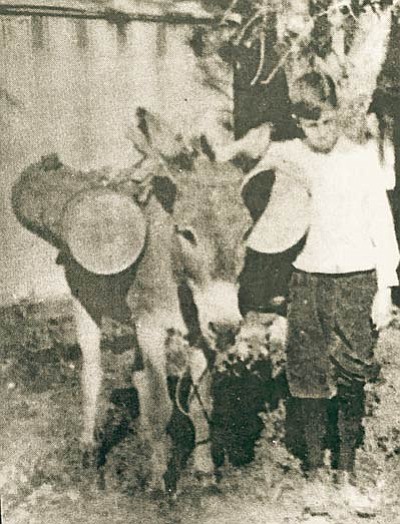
[190,0,399,141]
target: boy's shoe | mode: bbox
[302,469,331,516]
[334,471,377,517]
[301,518,331,524]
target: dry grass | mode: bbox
[1,301,400,523]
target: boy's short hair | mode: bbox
[291,71,338,121]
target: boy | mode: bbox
[224,71,398,511]
[275,72,398,512]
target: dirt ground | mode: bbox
[1,302,400,524]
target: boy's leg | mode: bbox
[329,272,378,477]
[286,271,335,399]
[299,398,328,473]
[286,271,334,474]
[335,382,377,516]
[336,381,365,475]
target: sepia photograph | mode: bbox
[1,0,400,522]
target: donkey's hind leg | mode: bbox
[73,297,102,455]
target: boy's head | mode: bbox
[291,71,340,154]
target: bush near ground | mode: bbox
[1,301,400,523]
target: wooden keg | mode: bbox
[243,171,311,254]
[61,188,146,275]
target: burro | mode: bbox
[12,109,253,493]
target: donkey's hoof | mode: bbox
[147,486,168,501]
[96,468,106,491]
[146,473,168,497]
[165,489,178,502]
[193,471,221,493]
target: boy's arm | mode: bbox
[381,140,396,191]
[368,171,399,329]
[366,114,396,190]
[213,123,272,163]
[369,174,399,289]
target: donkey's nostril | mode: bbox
[232,325,240,337]
[208,321,240,349]
[209,321,217,334]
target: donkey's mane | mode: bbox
[136,107,243,187]
[174,158,243,187]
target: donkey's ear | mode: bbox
[136,107,187,158]
[199,135,216,162]
[151,175,177,214]
[136,107,151,141]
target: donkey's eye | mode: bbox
[176,227,197,245]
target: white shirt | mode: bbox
[248,137,399,288]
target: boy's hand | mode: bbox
[366,113,380,139]
[371,288,395,331]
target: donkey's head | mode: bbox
[133,108,252,348]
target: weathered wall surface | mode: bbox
[0,13,230,304]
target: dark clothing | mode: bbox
[238,243,305,317]
[299,398,328,470]
[295,382,366,474]
[335,381,366,471]
[286,269,378,399]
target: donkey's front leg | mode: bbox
[133,313,176,492]
[73,298,103,458]
[188,348,215,483]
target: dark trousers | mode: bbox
[286,269,378,397]
[286,269,378,472]
[298,383,365,472]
